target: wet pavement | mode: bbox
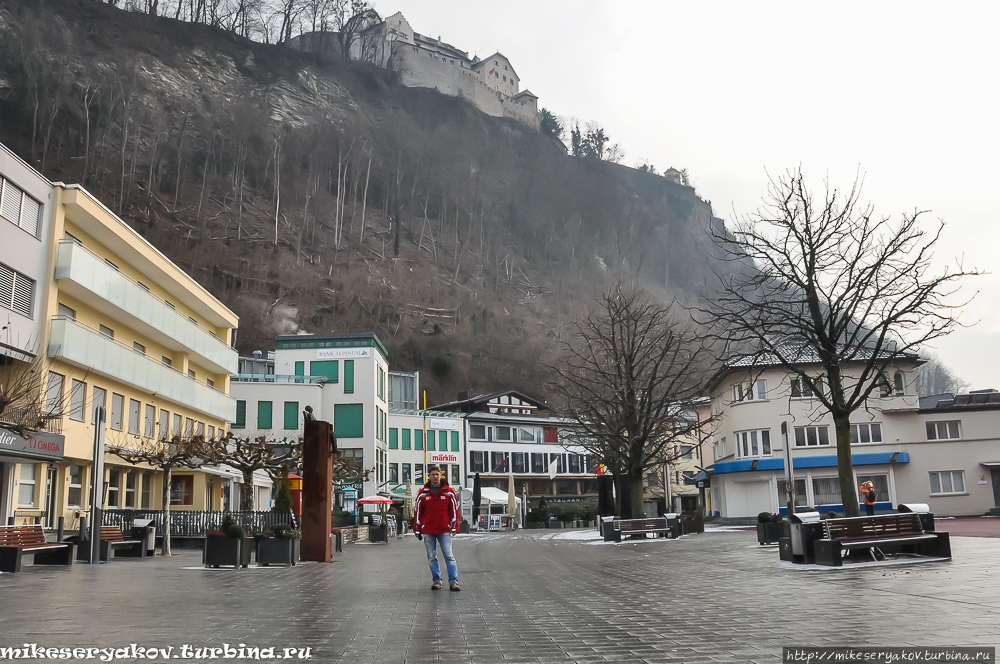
[1,527,998,663]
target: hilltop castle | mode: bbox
[290,12,540,129]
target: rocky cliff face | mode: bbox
[0,0,732,404]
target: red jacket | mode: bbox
[414,481,459,535]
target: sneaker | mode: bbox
[449,583,461,592]
[431,582,442,590]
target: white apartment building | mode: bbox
[705,353,1000,518]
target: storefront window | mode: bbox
[107,469,121,507]
[402,464,411,483]
[18,464,37,506]
[141,473,151,509]
[451,465,460,486]
[125,470,137,508]
[389,464,399,484]
[67,465,83,506]
[557,480,577,495]
[528,480,551,495]
[170,475,194,505]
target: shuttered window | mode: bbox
[0,262,35,319]
[0,177,41,237]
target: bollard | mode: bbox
[79,516,88,539]
[57,516,65,542]
[6,516,13,525]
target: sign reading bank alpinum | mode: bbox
[316,348,371,360]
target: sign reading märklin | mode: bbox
[317,348,371,360]
[430,453,458,463]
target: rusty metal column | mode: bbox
[301,419,333,562]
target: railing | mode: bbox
[0,406,63,434]
[103,509,296,536]
[230,374,327,384]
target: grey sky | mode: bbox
[372,1,999,390]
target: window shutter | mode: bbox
[0,180,22,224]
[12,272,33,318]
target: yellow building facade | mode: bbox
[10,182,238,528]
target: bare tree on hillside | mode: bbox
[549,283,710,519]
[336,1,379,63]
[914,353,970,396]
[699,168,978,517]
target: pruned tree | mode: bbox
[549,282,709,519]
[219,432,302,511]
[109,434,225,555]
[699,167,979,517]
[0,341,65,438]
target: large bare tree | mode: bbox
[549,283,709,519]
[109,435,224,555]
[701,168,978,517]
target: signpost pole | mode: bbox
[89,406,106,564]
[781,421,795,517]
[421,391,427,485]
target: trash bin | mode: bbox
[665,513,679,539]
[602,516,619,542]
[789,511,823,563]
[132,519,156,556]
[898,503,934,531]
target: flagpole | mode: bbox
[422,390,427,483]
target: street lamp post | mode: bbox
[781,421,795,517]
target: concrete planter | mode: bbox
[204,537,251,568]
[257,538,300,566]
[757,521,789,545]
[369,527,388,543]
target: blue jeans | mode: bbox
[423,533,459,585]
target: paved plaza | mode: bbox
[1,527,998,663]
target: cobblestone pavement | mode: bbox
[1,529,998,663]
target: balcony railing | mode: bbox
[48,316,235,421]
[55,240,237,374]
[231,373,328,384]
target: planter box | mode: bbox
[204,537,251,568]
[369,527,388,543]
[681,518,705,535]
[757,521,789,545]
[257,538,300,566]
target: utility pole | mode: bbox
[781,421,795,517]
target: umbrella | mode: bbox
[507,475,516,518]
[472,473,482,527]
[356,495,394,505]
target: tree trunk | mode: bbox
[628,469,644,521]
[161,466,172,556]
[241,469,256,511]
[835,413,860,517]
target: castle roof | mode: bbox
[472,52,519,79]
[513,89,537,99]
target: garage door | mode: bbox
[731,481,773,517]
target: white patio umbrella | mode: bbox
[507,475,517,518]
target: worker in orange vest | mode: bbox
[859,480,876,516]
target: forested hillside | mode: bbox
[0,0,732,404]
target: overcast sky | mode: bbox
[371,1,1000,390]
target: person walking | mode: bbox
[859,480,877,516]
[413,465,461,591]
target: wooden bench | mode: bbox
[74,526,146,562]
[0,524,75,573]
[813,513,950,566]
[609,517,675,542]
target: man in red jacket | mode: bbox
[414,465,460,591]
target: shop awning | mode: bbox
[714,451,909,474]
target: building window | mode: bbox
[67,465,83,506]
[46,371,64,414]
[520,427,539,443]
[107,469,121,507]
[776,478,807,507]
[344,360,354,393]
[234,401,246,429]
[144,404,155,438]
[568,454,582,473]
[1,176,42,236]
[133,341,146,355]
[470,424,488,440]
[141,473,151,508]
[58,303,75,320]
[512,452,527,474]
[491,452,509,473]
[162,356,172,367]
[389,428,398,449]
[196,421,204,437]
[851,423,883,444]
[401,429,411,450]
[791,377,824,398]
[17,463,37,506]
[452,465,460,485]
[389,463,399,484]
[0,262,34,318]
[494,426,512,442]
[929,471,965,495]
[110,393,125,431]
[99,324,114,339]
[439,431,448,451]
[207,379,214,388]
[310,360,339,383]
[333,403,364,438]
[378,367,385,400]
[680,445,694,460]
[735,429,771,458]
[185,418,194,437]
[128,399,141,435]
[284,401,299,429]
[170,475,194,505]
[893,372,905,396]
[172,413,181,437]
[188,369,195,379]
[451,431,459,451]
[402,463,411,483]
[124,470,137,508]
[857,474,890,502]
[926,421,960,441]
[530,453,545,474]
[258,401,272,429]
[469,451,485,473]
[528,480,551,495]
[811,477,840,506]
[208,425,215,440]
[794,425,830,447]
[159,408,170,440]
[93,387,106,425]
[415,430,424,450]
[733,380,767,403]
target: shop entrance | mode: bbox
[44,466,58,528]
[992,469,1000,509]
